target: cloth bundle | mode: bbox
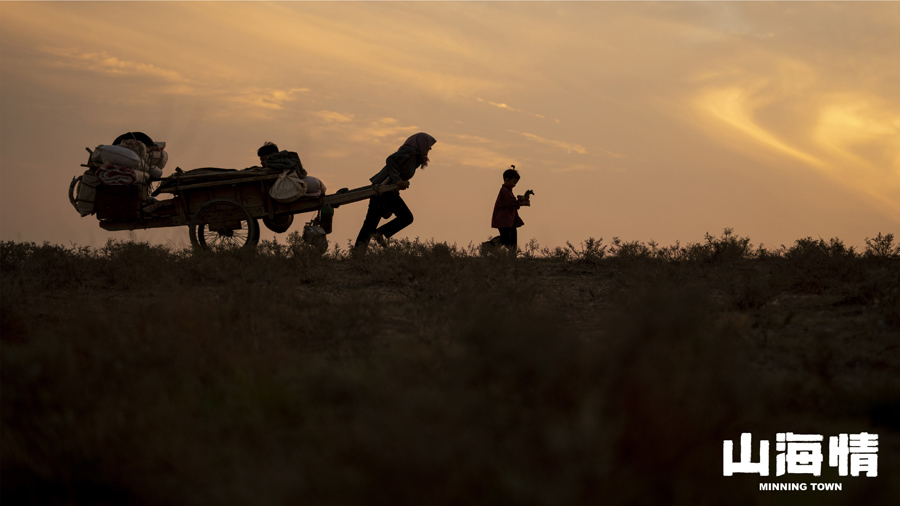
[302,176,326,196]
[269,170,308,203]
[265,151,307,178]
[91,144,147,171]
[74,170,99,217]
[75,133,166,218]
[90,139,167,181]
[96,164,150,185]
[148,141,168,178]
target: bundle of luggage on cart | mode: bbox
[71,132,168,220]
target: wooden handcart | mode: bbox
[70,160,398,250]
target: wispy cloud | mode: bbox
[695,84,824,167]
[813,96,900,214]
[42,46,191,83]
[551,163,604,173]
[314,111,355,123]
[815,97,900,170]
[477,98,547,120]
[447,134,495,144]
[438,141,517,171]
[352,118,419,144]
[521,133,587,155]
[691,58,900,217]
[305,117,420,156]
[40,46,315,115]
[230,87,310,110]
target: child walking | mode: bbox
[490,167,529,250]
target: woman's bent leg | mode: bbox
[354,196,384,248]
[376,193,413,238]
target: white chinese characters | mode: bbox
[776,433,824,476]
[724,433,769,476]
[829,433,879,477]
[723,432,878,477]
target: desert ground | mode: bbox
[2,231,898,505]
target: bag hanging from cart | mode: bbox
[302,214,329,253]
[269,170,308,203]
[70,169,100,217]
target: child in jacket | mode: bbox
[490,167,528,250]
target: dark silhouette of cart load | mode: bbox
[70,154,401,250]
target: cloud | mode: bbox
[815,97,900,168]
[176,3,506,100]
[39,46,314,116]
[813,96,900,212]
[447,134,495,144]
[305,117,420,154]
[690,58,900,217]
[477,98,547,119]
[230,87,310,110]
[696,84,824,167]
[520,133,587,155]
[315,111,355,123]
[438,141,516,171]
[41,46,191,83]
[351,118,419,144]
[551,163,604,173]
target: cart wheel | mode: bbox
[250,222,261,244]
[189,198,260,250]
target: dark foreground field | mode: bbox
[2,231,899,505]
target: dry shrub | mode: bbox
[599,283,761,505]
[2,235,898,505]
[864,232,899,259]
[782,237,863,293]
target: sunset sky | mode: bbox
[1,1,898,251]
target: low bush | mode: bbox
[2,232,898,505]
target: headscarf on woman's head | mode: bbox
[401,132,437,168]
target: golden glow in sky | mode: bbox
[1,2,897,249]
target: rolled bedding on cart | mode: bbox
[152,167,326,198]
[144,166,328,220]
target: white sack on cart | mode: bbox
[148,142,168,169]
[117,138,149,164]
[76,170,99,216]
[302,176,326,196]
[269,170,307,203]
[92,145,148,172]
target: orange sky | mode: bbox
[1,1,898,251]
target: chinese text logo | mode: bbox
[723,432,878,477]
